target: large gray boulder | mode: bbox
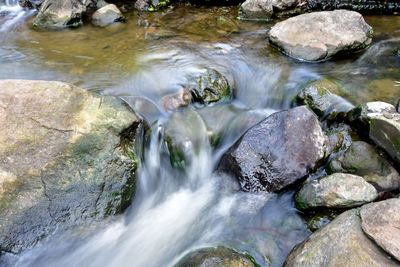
[269,10,373,62]
[92,4,124,27]
[295,173,378,210]
[360,199,400,262]
[369,113,400,165]
[175,247,256,267]
[329,141,400,192]
[0,80,143,253]
[219,106,328,192]
[33,0,96,29]
[284,209,399,267]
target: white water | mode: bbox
[0,0,35,32]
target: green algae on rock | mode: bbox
[0,79,143,253]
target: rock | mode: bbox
[360,199,400,262]
[269,10,373,62]
[369,113,400,165]
[18,0,43,9]
[164,109,208,169]
[33,0,96,29]
[175,247,256,267]
[189,68,233,105]
[329,141,400,191]
[347,101,396,133]
[134,0,170,11]
[295,173,378,210]
[303,209,342,232]
[297,79,354,120]
[284,209,399,267]
[92,4,124,27]
[219,106,328,192]
[0,80,143,253]
[307,0,400,14]
[324,123,353,154]
[160,88,192,111]
[239,0,304,20]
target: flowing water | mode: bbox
[0,3,400,267]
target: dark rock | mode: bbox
[219,106,328,192]
[360,198,400,262]
[175,247,256,267]
[134,0,170,11]
[329,141,400,191]
[33,0,96,29]
[0,80,143,253]
[269,10,373,62]
[284,209,399,267]
[92,4,124,27]
[189,68,233,105]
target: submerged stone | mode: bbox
[0,80,143,253]
[175,246,256,267]
[269,10,373,62]
[219,106,328,192]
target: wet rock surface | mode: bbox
[284,209,399,267]
[297,79,354,120]
[176,246,256,267]
[219,106,328,192]
[0,80,143,253]
[360,198,400,262]
[269,10,373,62]
[329,141,400,191]
[295,173,378,210]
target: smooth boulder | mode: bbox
[295,173,378,210]
[92,4,124,27]
[360,199,400,262]
[219,106,328,192]
[0,80,143,253]
[33,0,96,29]
[175,247,256,267]
[284,209,398,267]
[269,10,373,62]
[329,141,400,191]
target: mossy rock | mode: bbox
[297,79,353,121]
[0,80,144,253]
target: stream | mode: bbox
[1,2,400,267]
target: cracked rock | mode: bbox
[0,80,144,254]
